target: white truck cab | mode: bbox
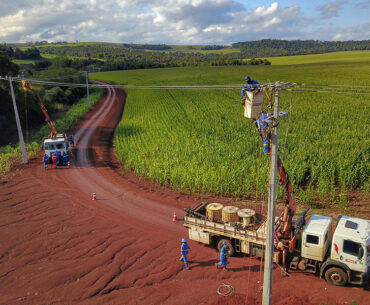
[43,134,69,163]
[302,215,332,262]
[320,215,370,286]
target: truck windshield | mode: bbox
[45,143,54,150]
[56,143,65,149]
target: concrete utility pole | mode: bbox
[261,81,290,305]
[8,76,28,164]
[262,86,280,305]
[84,71,90,108]
[97,68,101,81]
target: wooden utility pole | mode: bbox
[262,86,279,305]
[8,76,28,164]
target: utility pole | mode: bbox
[8,76,28,164]
[262,81,289,305]
[84,71,90,108]
[97,68,101,81]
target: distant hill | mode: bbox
[233,39,370,58]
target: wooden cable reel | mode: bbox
[222,206,239,223]
[206,203,223,221]
[237,208,256,226]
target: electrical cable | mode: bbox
[217,284,234,296]
[1,77,370,95]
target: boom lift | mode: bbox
[183,82,370,286]
[21,79,71,165]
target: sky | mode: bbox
[0,0,369,44]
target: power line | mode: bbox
[1,77,370,95]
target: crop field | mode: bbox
[100,51,369,205]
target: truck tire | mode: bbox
[324,267,348,286]
[217,239,234,256]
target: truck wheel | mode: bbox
[217,239,234,256]
[324,267,347,286]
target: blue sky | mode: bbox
[0,1,369,44]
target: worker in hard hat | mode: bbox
[179,238,191,270]
[69,135,74,147]
[43,153,49,170]
[244,75,260,92]
[216,241,229,271]
[62,151,68,166]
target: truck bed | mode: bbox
[183,215,268,246]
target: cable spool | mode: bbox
[237,208,256,226]
[206,203,223,221]
[222,206,239,223]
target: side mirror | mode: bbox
[358,247,364,259]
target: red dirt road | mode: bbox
[0,85,368,305]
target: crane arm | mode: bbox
[36,94,58,138]
[276,156,298,242]
[22,79,58,138]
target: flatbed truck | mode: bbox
[184,203,370,286]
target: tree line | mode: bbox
[0,52,87,146]
[0,44,41,60]
[36,44,270,70]
[232,39,370,58]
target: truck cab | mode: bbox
[322,216,370,285]
[301,215,332,262]
[43,134,69,164]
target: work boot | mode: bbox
[223,267,228,271]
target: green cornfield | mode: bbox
[100,51,370,202]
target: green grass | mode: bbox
[267,51,370,65]
[0,143,39,175]
[12,59,35,65]
[100,51,369,201]
[0,89,104,176]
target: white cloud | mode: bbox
[0,1,368,44]
[332,23,370,40]
[316,1,347,18]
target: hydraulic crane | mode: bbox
[22,80,58,138]
[21,79,71,165]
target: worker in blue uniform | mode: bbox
[179,238,191,270]
[216,241,229,270]
[43,153,49,170]
[259,110,270,154]
[54,151,59,166]
[69,135,74,147]
[245,75,260,92]
[62,151,68,166]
